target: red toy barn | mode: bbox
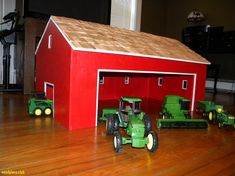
[35,16,210,130]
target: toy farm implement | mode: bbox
[28,92,53,116]
[157,95,208,129]
[197,101,235,129]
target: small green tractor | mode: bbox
[101,96,158,153]
[28,92,53,116]
[157,95,208,129]
[196,101,222,123]
[197,101,235,129]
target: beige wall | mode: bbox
[141,0,235,40]
[141,0,166,36]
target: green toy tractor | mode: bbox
[196,101,223,123]
[157,95,208,129]
[101,96,158,153]
[28,92,53,116]
[197,101,235,129]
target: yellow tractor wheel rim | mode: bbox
[209,112,213,121]
[35,109,42,116]
[45,108,52,115]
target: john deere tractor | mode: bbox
[157,95,208,129]
[196,101,222,123]
[197,101,235,129]
[101,96,158,153]
[28,92,53,116]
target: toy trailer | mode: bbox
[28,92,53,116]
[157,95,208,129]
[102,96,158,152]
[196,101,223,123]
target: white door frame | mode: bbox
[96,69,197,126]
[44,81,55,118]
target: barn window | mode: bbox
[124,76,129,85]
[48,34,52,49]
[158,77,163,86]
[182,80,188,90]
[99,75,104,84]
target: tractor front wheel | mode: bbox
[113,131,122,153]
[218,122,223,128]
[146,131,158,152]
[34,108,42,116]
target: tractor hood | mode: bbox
[130,118,145,128]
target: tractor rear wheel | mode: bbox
[143,115,152,136]
[146,131,158,152]
[113,131,122,153]
[106,114,116,135]
[34,108,42,116]
[208,110,217,124]
[113,114,119,131]
[44,107,52,116]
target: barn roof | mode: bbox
[39,16,210,64]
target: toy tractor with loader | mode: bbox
[101,96,158,153]
[157,95,208,129]
[28,92,53,116]
[197,101,235,129]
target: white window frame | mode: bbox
[99,75,104,84]
[124,76,129,85]
[158,77,163,86]
[48,34,52,49]
[182,80,188,90]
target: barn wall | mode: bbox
[36,21,72,129]
[99,75,149,100]
[149,75,194,100]
[69,50,207,129]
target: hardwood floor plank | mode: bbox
[0,92,235,175]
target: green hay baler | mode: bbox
[157,95,208,129]
[101,96,158,153]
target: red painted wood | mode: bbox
[68,51,207,130]
[36,23,207,130]
[36,21,72,129]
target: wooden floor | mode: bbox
[0,92,235,176]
